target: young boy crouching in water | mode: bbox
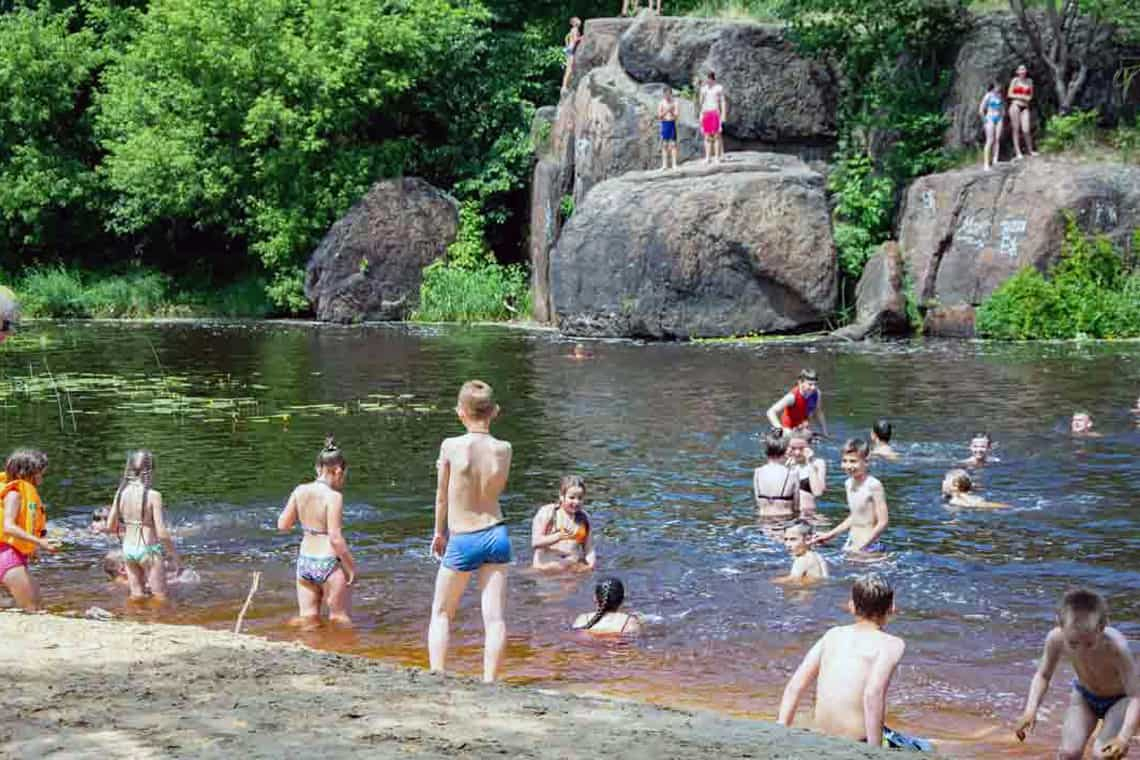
[774,521,828,584]
[1016,589,1139,759]
[778,573,929,749]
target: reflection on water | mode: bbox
[5,323,1140,758]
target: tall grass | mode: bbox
[413,261,531,323]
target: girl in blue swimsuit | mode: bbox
[107,450,179,602]
[278,436,357,626]
[978,82,1004,170]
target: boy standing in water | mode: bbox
[870,419,898,460]
[657,86,680,171]
[428,380,513,682]
[775,521,828,583]
[767,369,829,438]
[1016,589,1139,760]
[812,439,888,554]
[779,574,927,749]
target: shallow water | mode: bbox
[5,322,1139,757]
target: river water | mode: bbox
[3,322,1138,757]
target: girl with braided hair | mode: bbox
[573,577,641,635]
[107,450,178,601]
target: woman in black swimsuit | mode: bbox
[753,430,799,519]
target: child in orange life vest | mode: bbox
[531,475,596,572]
[767,369,829,438]
[1,449,57,611]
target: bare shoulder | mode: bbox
[884,631,906,657]
[573,612,590,629]
[1104,626,1134,657]
[493,438,512,453]
[1043,626,1066,651]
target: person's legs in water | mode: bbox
[324,566,352,625]
[428,565,471,673]
[146,555,168,600]
[295,577,323,625]
[124,560,148,600]
[1057,688,1098,760]
[2,564,40,612]
[478,563,508,682]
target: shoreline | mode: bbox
[1,611,890,759]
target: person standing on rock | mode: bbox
[657,87,680,171]
[978,81,1004,170]
[698,71,726,164]
[561,18,583,96]
[0,285,18,343]
[1007,65,1037,160]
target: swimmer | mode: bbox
[107,451,180,602]
[779,574,930,750]
[657,86,680,171]
[1132,396,1140,414]
[941,469,1009,509]
[568,342,594,360]
[1071,411,1102,437]
[532,475,596,572]
[811,439,888,554]
[754,430,799,519]
[869,419,899,461]
[0,285,17,343]
[1015,589,1139,760]
[959,432,995,467]
[786,433,825,517]
[428,380,513,682]
[278,436,356,626]
[573,577,641,635]
[774,521,828,584]
[1,449,57,612]
[767,369,829,438]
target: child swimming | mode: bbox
[960,432,995,467]
[869,419,898,460]
[774,521,828,583]
[1015,589,1138,759]
[1,449,57,611]
[106,450,179,602]
[531,475,596,572]
[778,573,931,750]
[573,577,641,635]
[811,439,889,554]
[1071,410,1102,437]
[941,469,1009,509]
[428,380,513,682]
[277,436,356,626]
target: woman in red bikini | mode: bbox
[1007,64,1037,159]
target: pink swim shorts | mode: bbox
[701,109,721,136]
[0,544,28,581]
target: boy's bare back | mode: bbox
[815,624,906,740]
[438,433,512,534]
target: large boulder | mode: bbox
[550,153,838,339]
[619,16,838,148]
[568,17,635,92]
[832,242,910,340]
[305,178,459,322]
[899,159,1140,335]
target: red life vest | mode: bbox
[781,386,819,429]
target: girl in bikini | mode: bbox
[786,433,825,520]
[978,81,1004,170]
[1007,65,1037,159]
[754,430,799,520]
[532,475,596,571]
[107,450,179,602]
[278,436,356,626]
[573,577,641,635]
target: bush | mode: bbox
[977,216,1140,339]
[1040,109,1101,154]
[86,271,169,317]
[18,267,90,318]
[1113,121,1140,163]
[828,155,895,280]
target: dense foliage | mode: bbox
[976,217,1140,339]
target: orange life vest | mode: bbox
[0,478,46,557]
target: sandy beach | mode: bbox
[0,612,892,759]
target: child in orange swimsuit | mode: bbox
[531,475,596,571]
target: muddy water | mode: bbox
[4,322,1138,758]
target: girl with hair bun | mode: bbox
[278,435,356,626]
[107,450,178,601]
[573,577,641,635]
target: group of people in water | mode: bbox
[3,363,1138,756]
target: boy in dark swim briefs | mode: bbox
[657,87,679,171]
[1016,589,1138,759]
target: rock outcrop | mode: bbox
[549,153,838,339]
[831,242,910,341]
[899,158,1140,336]
[305,178,458,322]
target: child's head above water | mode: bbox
[841,438,870,476]
[969,432,992,459]
[765,430,789,459]
[5,448,48,482]
[559,475,586,508]
[1070,411,1094,434]
[457,379,498,423]
[942,468,972,497]
[103,549,126,580]
[582,576,625,629]
[852,573,893,623]
[1057,588,1108,636]
[783,521,813,556]
[872,419,892,444]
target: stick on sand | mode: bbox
[234,571,262,634]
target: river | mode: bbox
[3,322,1138,757]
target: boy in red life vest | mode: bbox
[767,369,829,438]
[1,449,57,611]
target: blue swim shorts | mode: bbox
[442,523,512,572]
[660,120,677,142]
[1073,680,1125,720]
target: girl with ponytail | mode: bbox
[107,450,178,601]
[573,577,641,635]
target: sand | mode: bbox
[0,611,895,759]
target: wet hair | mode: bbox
[784,520,813,539]
[112,450,155,521]
[842,438,870,460]
[947,469,972,493]
[1058,589,1108,631]
[103,550,125,580]
[765,430,789,458]
[560,475,586,497]
[5,449,48,481]
[971,432,992,445]
[798,368,818,382]
[852,573,893,620]
[457,380,498,421]
[872,419,892,443]
[662,85,673,97]
[316,435,346,470]
[1072,410,1091,420]
[584,577,625,629]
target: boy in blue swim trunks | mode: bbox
[657,87,679,171]
[1016,589,1138,759]
[428,380,513,682]
[811,439,889,555]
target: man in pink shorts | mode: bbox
[699,71,726,164]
